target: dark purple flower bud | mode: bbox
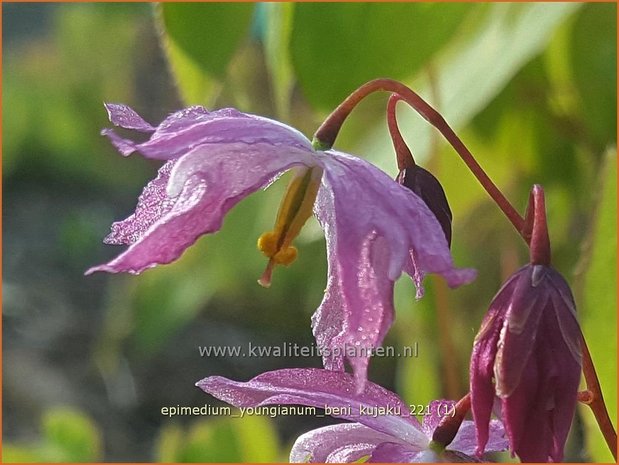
[471,185,582,462]
[470,263,582,462]
[387,94,452,247]
[397,166,452,247]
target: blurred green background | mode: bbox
[3,2,616,462]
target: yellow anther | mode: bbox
[256,166,323,287]
[257,231,279,257]
[273,245,297,266]
[258,233,297,265]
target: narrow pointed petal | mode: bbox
[495,266,547,398]
[104,103,155,132]
[470,294,506,455]
[196,368,426,445]
[312,221,395,387]
[313,151,475,385]
[86,143,317,274]
[103,107,313,161]
[289,423,397,463]
[321,151,475,289]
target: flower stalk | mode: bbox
[312,78,525,235]
[387,93,416,170]
[580,334,617,460]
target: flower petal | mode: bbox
[103,106,312,160]
[368,442,422,462]
[197,368,426,446]
[470,282,508,456]
[311,222,395,385]
[421,400,455,438]
[290,423,397,463]
[104,103,155,132]
[313,151,475,385]
[450,419,508,456]
[495,266,547,398]
[102,161,176,245]
[86,142,317,274]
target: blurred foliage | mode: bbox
[3,407,102,463]
[290,3,471,110]
[156,414,282,462]
[4,2,616,462]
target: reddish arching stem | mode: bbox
[313,78,526,235]
[386,94,416,170]
[580,333,617,460]
[432,392,471,448]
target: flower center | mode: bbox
[257,166,323,287]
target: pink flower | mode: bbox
[198,368,508,462]
[87,104,475,386]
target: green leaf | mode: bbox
[159,29,221,106]
[291,3,472,110]
[157,3,254,105]
[359,3,581,173]
[160,3,254,78]
[578,149,617,462]
[41,407,102,462]
[570,3,617,147]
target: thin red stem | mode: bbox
[386,94,415,170]
[580,333,617,460]
[313,78,525,235]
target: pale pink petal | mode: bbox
[289,423,398,463]
[196,368,425,445]
[104,103,155,132]
[368,442,424,462]
[86,142,317,274]
[103,161,176,245]
[450,419,508,456]
[102,105,312,160]
[313,151,475,385]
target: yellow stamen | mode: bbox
[257,166,322,285]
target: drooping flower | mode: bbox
[470,186,582,462]
[87,104,476,386]
[197,368,508,462]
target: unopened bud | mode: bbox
[397,166,452,247]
